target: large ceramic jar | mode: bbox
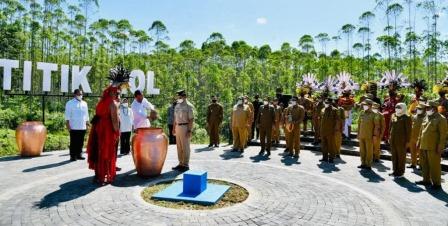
[16,121,47,157]
[132,128,168,177]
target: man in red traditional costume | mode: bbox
[335,72,358,141]
[379,71,410,142]
[87,65,130,185]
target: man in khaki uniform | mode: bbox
[313,95,325,145]
[320,98,338,163]
[172,90,195,172]
[333,101,345,159]
[298,93,314,134]
[231,97,251,153]
[282,101,292,153]
[416,100,448,190]
[206,96,224,148]
[372,102,385,162]
[271,98,282,145]
[244,96,254,145]
[257,97,275,156]
[408,104,425,168]
[357,99,380,170]
[284,96,305,158]
[389,103,412,178]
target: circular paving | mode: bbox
[0,145,447,225]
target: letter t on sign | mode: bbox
[0,59,19,90]
[37,62,58,92]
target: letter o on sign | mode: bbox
[129,70,146,93]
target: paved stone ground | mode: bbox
[0,144,447,226]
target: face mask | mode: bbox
[237,100,243,105]
[395,108,403,116]
[363,105,369,111]
[122,103,128,108]
[177,99,184,104]
[75,95,82,101]
[427,110,434,116]
[288,103,292,107]
[244,99,248,104]
[324,103,330,108]
[417,109,423,115]
[372,109,378,113]
[419,101,426,105]
[291,101,297,106]
[263,101,269,106]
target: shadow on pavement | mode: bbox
[219,150,244,160]
[393,177,425,193]
[372,161,391,172]
[249,154,270,163]
[0,154,52,162]
[23,160,72,172]
[359,169,385,183]
[280,157,300,166]
[317,162,340,173]
[427,188,448,207]
[194,146,214,153]
[112,169,182,188]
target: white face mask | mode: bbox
[75,95,82,101]
[177,98,184,104]
[263,101,269,106]
[427,110,434,116]
[372,109,378,113]
[363,105,369,111]
[244,99,248,104]
[122,103,128,108]
[324,103,330,108]
[237,100,243,105]
[291,101,297,106]
[395,108,404,116]
[417,109,423,115]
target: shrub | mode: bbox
[0,129,18,157]
[44,132,70,151]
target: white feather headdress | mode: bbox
[296,73,319,89]
[318,76,338,93]
[378,70,410,89]
[335,71,359,95]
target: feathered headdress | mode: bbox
[378,70,410,90]
[108,64,131,88]
[318,76,338,95]
[433,72,448,94]
[410,79,427,91]
[296,73,319,95]
[335,71,359,95]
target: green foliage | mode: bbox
[44,132,70,151]
[0,129,18,157]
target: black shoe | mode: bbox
[407,165,416,169]
[208,144,213,148]
[293,154,299,158]
[415,180,431,186]
[172,165,182,170]
[312,141,319,145]
[373,159,380,163]
[231,149,238,152]
[335,155,341,159]
[179,166,190,172]
[357,165,365,169]
[288,152,294,157]
[364,167,372,171]
[215,144,219,148]
[70,157,77,161]
[266,151,271,157]
[283,148,289,153]
[77,156,85,160]
[258,149,265,156]
[240,149,244,153]
[431,185,442,190]
[329,159,334,163]
[116,167,122,171]
[319,158,328,162]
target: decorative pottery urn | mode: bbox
[16,121,47,157]
[132,128,168,177]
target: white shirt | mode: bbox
[119,106,134,132]
[131,98,155,129]
[64,98,89,130]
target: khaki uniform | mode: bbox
[231,104,250,150]
[335,107,345,156]
[174,100,195,167]
[298,97,314,132]
[389,114,412,176]
[320,106,338,160]
[373,112,386,160]
[284,105,305,155]
[246,102,255,144]
[257,105,275,151]
[313,101,325,143]
[271,105,282,143]
[282,107,291,149]
[206,103,224,145]
[418,113,448,186]
[357,110,380,167]
[410,114,425,166]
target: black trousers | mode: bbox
[120,132,131,154]
[70,130,86,158]
[168,124,176,144]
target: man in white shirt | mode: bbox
[131,90,156,130]
[119,98,134,155]
[65,89,89,161]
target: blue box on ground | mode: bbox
[183,171,207,196]
[151,170,230,205]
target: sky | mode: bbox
[90,0,448,52]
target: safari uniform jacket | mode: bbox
[284,105,305,127]
[207,103,223,124]
[320,107,338,137]
[389,114,412,146]
[410,114,425,143]
[231,104,250,128]
[357,110,380,139]
[418,113,448,152]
